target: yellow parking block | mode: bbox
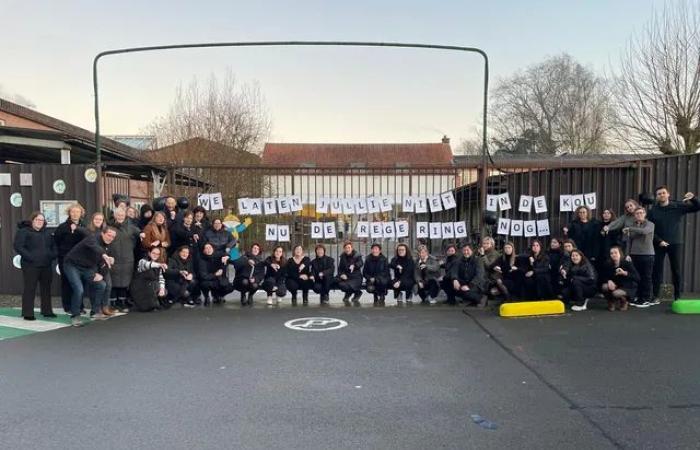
[499,300,565,317]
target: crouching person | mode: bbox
[336,241,364,306]
[562,250,598,312]
[63,227,115,326]
[198,243,234,306]
[390,244,415,303]
[130,246,167,312]
[311,244,335,305]
[452,243,486,307]
[233,243,266,306]
[363,243,390,306]
[601,246,640,311]
[415,245,441,305]
[165,245,199,308]
[263,246,288,306]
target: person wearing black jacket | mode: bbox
[138,204,154,230]
[440,245,459,304]
[336,242,364,306]
[310,244,335,305]
[13,213,58,320]
[197,243,233,305]
[522,240,553,301]
[202,218,235,256]
[362,243,390,305]
[233,243,266,306]
[562,250,598,311]
[169,211,201,256]
[547,238,564,296]
[286,245,313,306]
[564,206,601,265]
[63,228,116,326]
[262,246,288,306]
[452,244,485,307]
[107,208,141,313]
[192,206,210,235]
[164,246,198,307]
[598,209,622,265]
[491,242,524,301]
[601,246,640,311]
[648,186,700,301]
[415,245,441,305]
[53,203,87,313]
[390,243,415,303]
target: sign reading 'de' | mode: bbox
[284,317,348,332]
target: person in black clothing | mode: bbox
[452,244,486,307]
[164,196,183,229]
[286,245,313,306]
[390,243,415,303]
[414,245,441,305]
[522,240,553,301]
[563,250,598,311]
[600,246,640,311]
[138,204,154,230]
[13,212,58,320]
[202,218,235,256]
[192,206,210,235]
[547,238,564,296]
[336,241,364,306]
[131,247,168,312]
[263,246,288,306]
[440,245,459,304]
[164,246,198,307]
[169,211,201,257]
[647,185,700,301]
[310,244,335,305]
[491,242,524,301]
[598,209,621,264]
[564,206,601,266]
[233,243,266,306]
[362,243,390,306]
[197,242,233,305]
[53,203,87,313]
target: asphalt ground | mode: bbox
[0,297,698,450]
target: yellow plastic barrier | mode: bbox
[499,300,565,317]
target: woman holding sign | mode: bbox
[336,241,364,306]
[390,244,415,304]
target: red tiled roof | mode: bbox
[261,143,453,167]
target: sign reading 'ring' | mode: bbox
[284,317,348,332]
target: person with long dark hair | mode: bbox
[522,240,553,301]
[310,244,335,305]
[53,203,87,313]
[131,246,167,312]
[415,244,441,305]
[547,238,564,296]
[440,244,459,304]
[233,243,266,306]
[13,212,57,320]
[138,204,154,230]
[192,206,210,235]
[564,205,601,266]
[169,211,201,257]
[600,246,640,311]
[142,211,171,262]
[263,246,288,306]
[563,250,598,311]
[362,243,390,306]
[390,243,415,304]
[491,241,523,301]
[336,241,364,306]
[286,245,313,306]
[598,208,621,264]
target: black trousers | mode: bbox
[165,278,198,302]
[262,278,287,297]
[58,259,72,312]
[652,243,683,299]
[631,254,654,301]
[392,279,414,299]
[417,279,440,300]
[454,287,482,304]
[286,278,313,299]
[313,276,332,297]
[22,266,53,317]
[562,278,597,306]
[365,278,388,296]
[522,274,553,300]
[441,278,456,303]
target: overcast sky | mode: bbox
[2,0,664,147]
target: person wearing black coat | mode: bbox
[131,247,167,312]
[202,218,235,255]
[390,243,415,303]
[440,245,459,304]
[192,206,210,235]
[138,204,154,230]
[262,246,288,306]
[169,212,201,256]
[521,240,553,301]
[362,243,390,305]
[53,204,88,313]
[451,244,486,307]
[600,246,640,311]
[562,250,598,311]
[598,209,622,266]
[107,208,141,312]
[163,196,183,229]
[564,206,602,264]
[310,244,335,305]
[197,243,233,305]
[233,243,266,306]
[547,238,564,296]
[414,245,441,304]
[491,242,524,301]
[13,213,58,320]
[164,246,199,307]
[286,245,313,306]
[336,242,364,306]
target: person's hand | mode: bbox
[271,263,280,271]
[460,285,470,292]
[340,274,348,280]
[419,263,426,270]
[221,256,229,264]
[309,275,315,281]
[525,271,534,278]
[478,247,485,256]
[625,255,632,262]
[622,228,630,235]
[560,269,567,279]
[93,273,103,282]
[300,274,308,281]
[494,266,502,273]
[607,280,616,291]
[349,264,354,272]
[511,265,518,272]
[185,273,193,281]
[318,272,324,279]
[603,225,609,233]
[683,192,695,202]
[248,259,255,267]
[139,232,146,239]
[393,281,400,289]
[299,263,305,272]
[452,280,460,290]
[170,211,176,219]
[215,269,223,277]
[617,268,628,276]
[418,281,424,289]
[529,257,535,265]
[369,277,375,283]
[162,241,169,248]
[396,265,402,272]
[151,240,160,247]
[158,288,166,297]
[70,223,77,232]
[660,241,670,247]
[563,227,569,235]
[193,234,199,242]
[159,263,168,271]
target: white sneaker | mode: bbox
[650,298,661,305]
[71,317,84,327]
[91,313,108,320]
[429,298,437,305]
[571,305,587,312]
[266,297,273,306]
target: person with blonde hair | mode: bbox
[54,203,87,313]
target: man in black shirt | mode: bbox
[647,186,700,301]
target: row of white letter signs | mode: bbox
[238,192,457,216]
[265,221,469,242]
[486,192,598,212]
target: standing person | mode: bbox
[87,212,105,235]
[63,228,115,326]
[491,242,523,301]
[362,243,390,306]
[605,199,639,244]
[13,212,57,320]
[310,244,335,305]
[131,247,168,312]
[108,208,141,313]
[624,207,655,307]
[286,245,313,306]
[562,250,598,312]
[262,246,288,306]
[142,211,171,262]
[564,206,601,266]
[198,243,234,306]
[440,245,459,304]
[647,186,700,301]
[138,204,154,230]
[522,240,553,301]
[598,208,622,265]
[233,243,266,306]
[163,196,183,228]
[192,206,210,235]
[53,203,87,313]
[203,218,235,256]
[601,246,640,312]
[336,241,363,306]
[390,243,415,304]
[126,206,140,227]
[452,243,485,307]
[170,211,201,256]
[415,245,441,305]
[164,246,198,307]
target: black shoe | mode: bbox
[23,316,36,321]
[291,297,298,306]
[352,292,362,306]
[42,313,57,318]
[321,295,329,306]
[247,293,255,306]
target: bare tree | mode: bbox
[148,70,271,155]
[492,54,613,155]
[612,1,700,154]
